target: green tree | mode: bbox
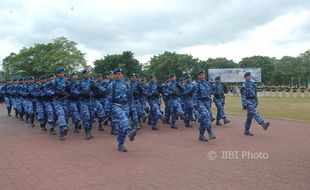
[298,50,310,85]
[2,37,86,78]
[93,51,142,77]
[239,56,276,84]
[199,58,237,79]
[145,51,201,81]
[273,56,302,85]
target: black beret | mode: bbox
[197,70,205,75]
[113,68,123,73]
[215,76,221,81]
[244,72,251,77]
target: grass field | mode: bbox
[218,95,310,122]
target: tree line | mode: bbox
[2,37,310,85]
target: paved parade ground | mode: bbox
[0,104,309,190]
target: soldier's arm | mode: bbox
[240,84,247,108]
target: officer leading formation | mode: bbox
[0,67,270,152]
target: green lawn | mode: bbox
[218,96,310,122]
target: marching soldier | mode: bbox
[241,72,270,136]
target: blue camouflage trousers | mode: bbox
[207,99,213,120]
[163,97,171,121]
[24,99,35,115]
[53,99,68,131]
[4,96,12,109]
[111,103,131,145]
[80,99,94,130]
[213,98,226,121]
[197,101,212,132]
[16,97,24,113]
[44,101,54,127]
[130,99,143,125]
[69,100,81,125]
[184,97,194,122]
[244,99,264,130]
[94,99,106,123]
[35,99,45,123]
[147,99,162,125]
[169,98,184,125]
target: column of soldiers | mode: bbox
[0,68,271,152]
[251,85,310,98]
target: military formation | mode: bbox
[224,84,310,98]
[0,67,271,152]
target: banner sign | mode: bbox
[208,68,262,82]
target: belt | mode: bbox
[246,97,256,100]
[112,100,127,105]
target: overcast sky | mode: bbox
[1,0,310,66]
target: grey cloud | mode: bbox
[1,0,310,62]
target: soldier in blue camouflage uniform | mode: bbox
[21,78,30,124]
[0,82,3,103]
[212,76,230,126]
[162,75,171,124]
[241,72,270,136]
[68,72,82,133]
[26,77,36,127]
[43,74,57,135]
[146,74,165,130]
[183,74,196,128]
[129,73,144,130]
[105,71,119,135]
[79,69,97,140]
[109,68,136,152]
[52,67,69,141]
[179,76,187,121]
[165,73,185,129]
[93,74,108,131]
[12,79,19,118]
[2,80,13,117]
[16,78,25,121]
[195,70,216,142]
[34,76,47,131]
[138,77,148,123]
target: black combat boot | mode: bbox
[207,128,216,140]
[118,143,127,152]
[19,112,24,121]
[185,121,193,128]
[63,126,68,136]
[261,122,270,130]
[170,123,178,129]
[223,118,231,125]
[151,125,159,130]
[30,113,35,127]
[244,129,253,136]
[142,115,147,123]
[40,123,47,131]
[216,120,222,126]
[50,128,56,135]
[7,107,12,117]
[198,129,208,142]
[211,117,215,122]
[160,115,166,124]
[14,109,18,118]
[59,131,65,141]
[98,123,104,131]
[85,128,91,140]
[25,113,30,123]
[74,124,79,133]
[128,129,137,141]
[135,123,142,130]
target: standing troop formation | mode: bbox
[0,67,270,152]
